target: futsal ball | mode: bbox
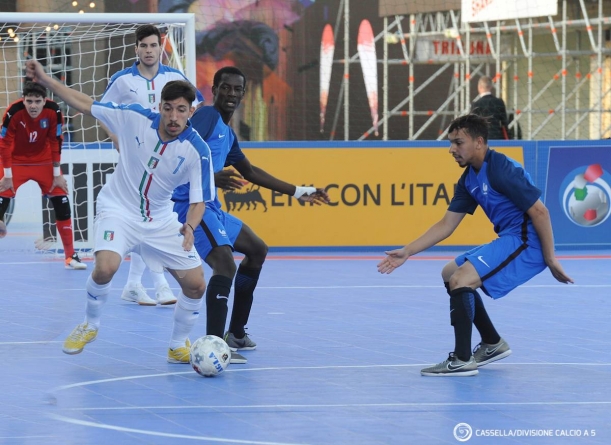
[190,335,231,377]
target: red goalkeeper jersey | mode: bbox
[0,99,63,168]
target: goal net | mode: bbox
[0,13,196,255]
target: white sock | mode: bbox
[170,292,202,349]
[127,252,147,284]
[151,269,170,291]
[85,275,110,328]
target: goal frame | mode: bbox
[0,13,197,253]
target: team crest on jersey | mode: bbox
[40,119,49,129]
[103,231,114,241]
[148,156,160,169]
[148,93,155,104]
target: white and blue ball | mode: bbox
[190,335,231,377]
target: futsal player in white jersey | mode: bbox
[26,59,216,364]
[101,24,205,306]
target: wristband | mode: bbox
[187,223,195,232]
[293,186,316,199]
[53,166,61,176]
[3,168,12,179]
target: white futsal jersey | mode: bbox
[102,62,204,110]
[91,102,214,226]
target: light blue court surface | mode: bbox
[1,251,610,445]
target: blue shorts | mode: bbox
[173,201,243,260]
[455,236,547,299]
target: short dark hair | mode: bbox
[22,81,47,99]
[213,66,246,88]
[161,80,196,105]
[448,114,489,142]
[135,24,161,45]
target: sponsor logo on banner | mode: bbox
[545,145,611,246]
[559,164,611,227]
[415,36,511,63]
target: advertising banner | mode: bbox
[462,0,557,23]
[229,145,525,248]
[544,145,611,247]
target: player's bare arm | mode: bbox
[25,60,93,115]
[180,202,205,250]
[377,211,465,274]
[526,200,574,284]
[233,158,330,205]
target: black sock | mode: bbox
[444,282,500,346]
[205,275,232,338]
[473,292,500,345]
[449,287,475,362]
[228,265,261,338]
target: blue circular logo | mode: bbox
[559,164,611,227]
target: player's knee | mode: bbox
[246,238,268,267]
[0,197,11,220]
[441,260,457,283]
[206,246,237,277]
[49,195,71,221]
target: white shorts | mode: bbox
[93,215,201,273]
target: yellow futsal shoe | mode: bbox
[63,323,98,354]
[167,338,191,363]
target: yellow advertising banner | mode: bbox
[222,146,524,247]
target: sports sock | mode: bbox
[444,282,500,345]
[205,275,232,338]
[151,269,170,291]
[56,218,75,259]
[229,265,261,338]
[170,292,203,349]
[127,252,147,284]
[84,275,110,328]
[449,287,476,362]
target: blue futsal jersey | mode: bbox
[448,149,542,248]
[172,106,245,210]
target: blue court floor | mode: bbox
[1,251,610,445]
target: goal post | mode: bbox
[0,13,196,254]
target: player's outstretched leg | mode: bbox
[121,253,157,305]
[63,275,110,354]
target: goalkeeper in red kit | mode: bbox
[0,81,86,270]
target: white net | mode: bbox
[0,13,195,254]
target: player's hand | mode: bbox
[50,175,69,194]
[180,223,195,250]
[0,177,14,194]
[546,258,574,284]
[297,187,330,205]
[25,60,47,83]
[377,247,410,274]
[215,169,245,191]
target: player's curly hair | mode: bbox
[213,66,247,88]
[448,114,489,142]
[22,81,47,99]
